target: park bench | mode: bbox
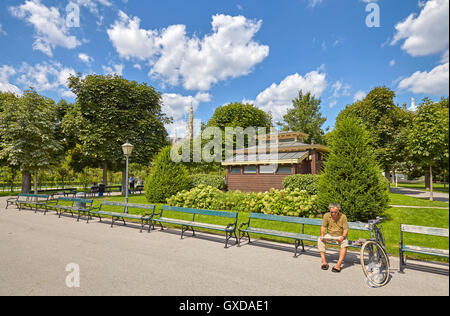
[38,188,77,198]
[133,185,145,194]
[105,185,122,195]
[89,201,156,232]
[238,212,370,257]
[10,193,51,213]
[399,224,449,273]
[45,197,94,220]
[151,205,239,248]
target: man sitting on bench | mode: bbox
[318,203,349,273]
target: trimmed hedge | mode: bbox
[282,174,319,195]
[189,174,226,190]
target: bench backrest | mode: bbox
[162,205,238,220]
[248,212,370,231]
[401,224,449,237]
[57,197,94,204]
[18,193,49,199]
[100,200,155,211]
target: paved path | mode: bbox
[0,197,448,296]
[390,187,449,203]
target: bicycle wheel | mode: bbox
[360,241,390,287]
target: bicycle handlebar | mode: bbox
[368,216,386,226]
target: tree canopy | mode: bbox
[278,90,327,144]
[65,74,170,186]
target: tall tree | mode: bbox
[278,90,327,144]
[318,117,389,221]
[407,98,449,201]
[65,74,170,193]
[337,86,411,185]
[0,90,62,193]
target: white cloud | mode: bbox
[102,64,124,76]
[331,80,351,98]
[391,0,449,57]
[249,70,328,123]
[15,61,76,97]
[107,12,269,91]
[397,62,449,95]
[389,59,396,66]
[162,92,211,137]
[9,0,81,57]
[353,90,367,102]
[0,65,22,95]
[78,53,94,64]
[0,24,6,36]
[308,0,323,7]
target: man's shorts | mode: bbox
[317,234,349,253]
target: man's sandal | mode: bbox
[332,266,341,273]
[321,264,329,270]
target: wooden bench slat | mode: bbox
[402,245,449,258]
[401,224,449,237]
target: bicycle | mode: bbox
[360,217,391,287]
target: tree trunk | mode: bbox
[425,170,431,189]
[121,169,127,196]
[384,170,391,188]
[429,165,433,201]
[21,171,31,193]
[102,162,108,186]
[34,170,38,194]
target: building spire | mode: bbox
[186,102,194,140]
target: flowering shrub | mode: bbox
[166,185,319,217]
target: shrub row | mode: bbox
[166,184,319,217]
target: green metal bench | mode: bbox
[399,224,449,273]
[45,197,94,220]
[151,205,239,248]
[89,201,156,232]
[13,193,50,213]
[238,212,370,257]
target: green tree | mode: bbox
[207,102,272,131]
[278,90,327,144]
[407,98,449,201]
[65,74,170,193]
[145,146,191,203]
[0,90,62,193]
[318,117,389,221]
[337,86,412,184]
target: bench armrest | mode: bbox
[239,221,250,230]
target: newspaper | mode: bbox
[320,236,342,243]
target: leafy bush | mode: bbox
[283,174,320,195]
[318,117,389,221]
[189,174,226,190]
[145,146,191,203]
[167,185,319,217]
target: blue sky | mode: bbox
[0,0,448,137]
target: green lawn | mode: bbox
[389,193,449,207]
[93,193,448,263]
[397,182,449,193]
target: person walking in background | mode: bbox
[129,175,136,193]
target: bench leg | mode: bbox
[225,231,230,248]
[399,246,405,273]
[294,240,299,258]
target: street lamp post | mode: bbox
[122,141,134,213]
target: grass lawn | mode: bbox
[397,182,449,194]
[389,193,449,207]
[91,193,448,263]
